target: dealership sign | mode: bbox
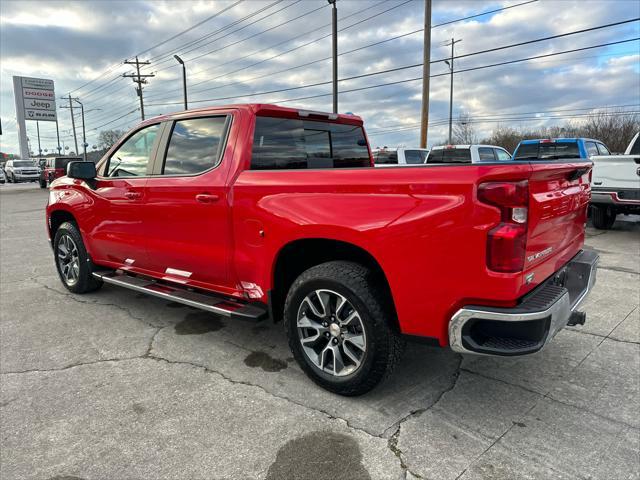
[12,75,59,159]
[14,76,57,122]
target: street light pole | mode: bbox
[328,0,338,114]
[73,98,87,162]
[174,55,188,110]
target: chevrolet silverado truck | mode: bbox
[46,104,598,395]
[590,132,640,229]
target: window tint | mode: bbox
[374,150,398,164]
[251,117,370,170]
[107,124,160,177]
[404,150,427,164]
[585,142,599,157]
[427,148,472,163]
[478,147,496,161]
[514,141,581,160]
[163,116,229,175]
[630,136,640,155]
[54,157,77,169]
[596,143,610,155]
[495,149,512,161]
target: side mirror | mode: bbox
[67,161,96,180]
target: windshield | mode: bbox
[14,161,35,168]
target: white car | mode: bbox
[373,147,430,166]
[4,159,40,183]
[426,144,512,163]
[590,132,640,229]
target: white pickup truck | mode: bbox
[426,144,512,163]
[590,132,640,229]
[373,147,430,166]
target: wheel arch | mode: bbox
[270,238,398,329]
[49,208,78,239]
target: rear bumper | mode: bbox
[449,249,598,356]
[591,188,640,206]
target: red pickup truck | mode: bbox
[46,104,598,395]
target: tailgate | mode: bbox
[525,162,591,284]
[591,155,640,190]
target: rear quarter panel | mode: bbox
[231,164,536,344]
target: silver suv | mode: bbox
[4,160,40,183]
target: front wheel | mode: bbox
[284,261,404,396]
[53,222,103,293]
[591,205,616,230]
[39,179,47,188]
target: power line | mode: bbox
[146,37,640,107]
[150,0,533,102]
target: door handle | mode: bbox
[196,193,220,204]
[125,191,142,200]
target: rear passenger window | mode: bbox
[478,148,496,161]
[596,143,610,155]
[585,142,599,157]
[404,150,427,164]
[495,149,512,161]
[162,116,229,175]
[251,117,370,170]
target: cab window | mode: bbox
[161,116,229,175]
[495,149,512,161]
[596,143,610,155]
[106,124,160,177]
[478,147,496,161]
[585,141,599,157]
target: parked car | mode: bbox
[39,157,81,188]
[512,137,609,161]
[46,104,597,395]
[4,159,39,183]
[373,147,429,166]
[426,144,512,163]
[589,132,640,229]
[0,167,5,184]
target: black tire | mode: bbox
[39,179,47,189]
[53,221,103,294]
[7,173,13,183]
[284,261,404,396]
[591,205,616,230]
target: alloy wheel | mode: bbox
[57,234,80,286]
[297,289,367,377]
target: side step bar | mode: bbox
[92,271,267,321]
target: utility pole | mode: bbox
[123,56,154,121]
[74,98,87,162]
[36,121,42,156]
[444,38,462,144]
[328,0,338,114]
[65,94,79,154]
[419,0,432,148]
[55,118,61,155]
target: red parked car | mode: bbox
[39,157,81,188]
[45,104,598,395]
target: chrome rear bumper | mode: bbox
[449,249,598,356]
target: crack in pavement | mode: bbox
[383,355,463,480]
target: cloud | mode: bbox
[1,0,639,154]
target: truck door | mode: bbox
[142,114,236,292]
[90,123,161,269]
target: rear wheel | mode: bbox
[284,261,404,396]
[53,222,103,293]
[591,205,616,230]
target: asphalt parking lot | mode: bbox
[1,182,638,480]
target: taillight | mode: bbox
[478,181,529,273]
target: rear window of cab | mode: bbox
[514,141,582,160]
[427,148,472,163]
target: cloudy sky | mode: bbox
[1,0,639,155]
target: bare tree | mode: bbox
[452,114,477,144]
[98,129,125,150]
